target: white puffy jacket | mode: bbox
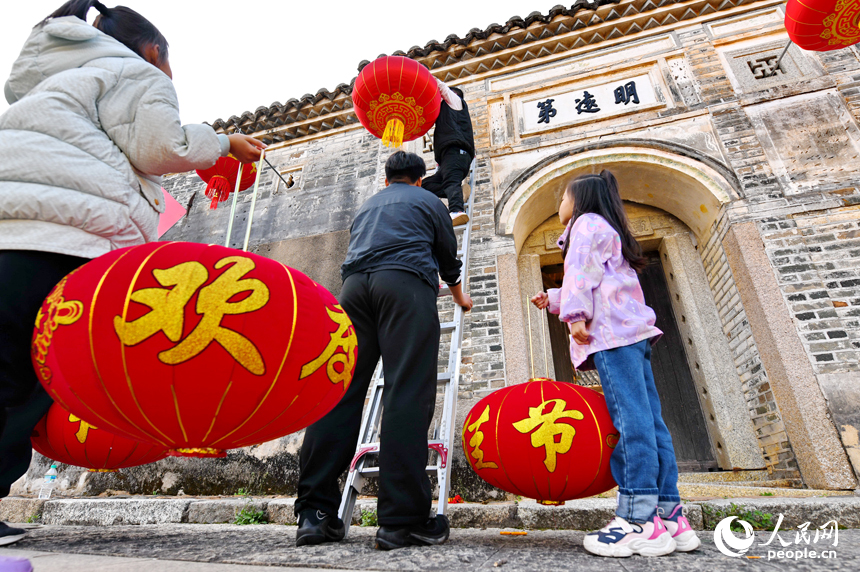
[0,16,229,258]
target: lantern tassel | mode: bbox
[205,177,232,210]
[382,118,405,148]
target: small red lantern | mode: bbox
[31,402,167,472]
[32,242,357,458]
[462,378,618,503]
[196,156,257,210]
[352,56,441,148]
[785,0,860,51]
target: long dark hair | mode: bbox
[41,0,168,64]
[561,170,647,272]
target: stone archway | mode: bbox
[496,143,765,471]
[497,143,739,253]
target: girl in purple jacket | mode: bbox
[531,171,700,557]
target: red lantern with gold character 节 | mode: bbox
[196,155,258,210]
[462,378,618,504]
[31,402,168,472]
[352,56,441,148]
[31,241,357,458]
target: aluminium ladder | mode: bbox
[337,160,477,536]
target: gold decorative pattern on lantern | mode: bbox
[32,275,84,382]
[465,405,499,470]
[68,413,97,443]
[367,92,426,147]
[300,305,357,388]
[513,399,584,472]
[114,256,270,375]
[818,0,860,45]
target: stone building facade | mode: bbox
[19,0,860,497]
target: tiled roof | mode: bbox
[211,0,749,143]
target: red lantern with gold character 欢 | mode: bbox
[32,242,357,458]
[462,378,617,504]
[196,155,258,210]
[785,0,860,51]
[352,56,441,148]
[31,402,168,472]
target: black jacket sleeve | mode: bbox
[431,202,463,286]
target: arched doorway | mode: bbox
[497,143,765,472]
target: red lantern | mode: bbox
[785,0,860,51]
[462,378,618,504]
[31,402,167,472]
[196,156,258,210]
[32,242,357,458]
[352,56,442,148]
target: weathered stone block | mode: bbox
[0,498,45,524]
[41,499,191,526]
[187,499,269,524]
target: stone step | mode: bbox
[3,495,860,531]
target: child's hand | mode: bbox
[570,321,589,345]
[531,292,549,309]
[228,134,267,163]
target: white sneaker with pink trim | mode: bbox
[663,505,701,552]
[583,515,676,557]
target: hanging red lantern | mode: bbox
[31,402,168,472]
[785,0,860,51]
[462,378,618,504]
[196,155,258,210]
[352,56,441,148]
[32,242,357,458]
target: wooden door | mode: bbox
[541,255,717,471]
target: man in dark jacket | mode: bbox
[421,80,475,227]
[294,151,472,550]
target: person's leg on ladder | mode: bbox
[370,270,449,549]
[294,272,380,546]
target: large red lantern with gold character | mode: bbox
[462,378,617,504]
[32,242,357,458]
[352,56,441,148]
[31,402,168,472]
[196,156,258,210]
[785,0,860,51]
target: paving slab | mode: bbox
[187,499,270,524]
[40,498,191,526]
[1,524,858,571]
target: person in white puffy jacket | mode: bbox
[0,1,265,545]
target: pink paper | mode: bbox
[157,188,187,238]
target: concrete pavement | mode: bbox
[1,524,858,571]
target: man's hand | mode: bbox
[454,292,473,311]
[448,282,473,311]
[570,321,589,345]
[531,292,549,310]
[228,134,266,163]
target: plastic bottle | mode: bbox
[38,465,58,500]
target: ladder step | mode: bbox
[440,321,457,333]
[357,465,440,477]
[375,372,452,385]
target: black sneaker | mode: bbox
[375,515,450,550]
[0,522,25,546]
[295,509,345,547]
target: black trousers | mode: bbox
[295,270,440,527]
[0,250,87,497]
[421,147,472,214]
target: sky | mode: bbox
[1,1,553,125]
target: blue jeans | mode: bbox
[594,339,681,523]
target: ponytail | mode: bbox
[40,0,169,64]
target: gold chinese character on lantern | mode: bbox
[114,256,270,375]
[513,399,584,472]
[68,414,96,443]
[466,405,498,470]
[300,305,356,387]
